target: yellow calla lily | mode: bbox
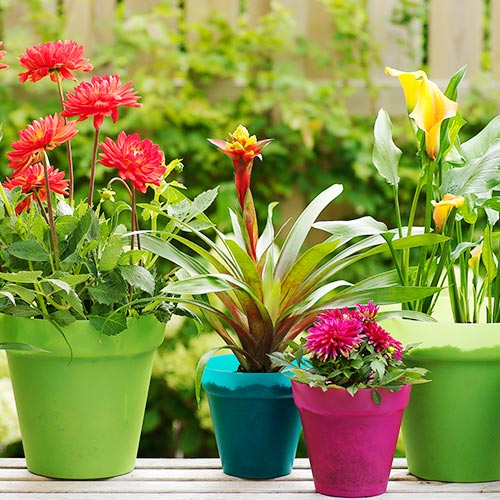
[431,194,464,232]
[385,67,427,111]
[468,244,482,274]
[409,78,458,161]
[386,66,458,161]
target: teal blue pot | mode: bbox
[201,354,301,479]
[1,314,165,479]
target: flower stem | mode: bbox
[0,183,14,217]
[42,150,60,269]
[56,73,75,207]
[88,128,100,207]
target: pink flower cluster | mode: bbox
[305,302,403,362]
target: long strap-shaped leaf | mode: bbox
[279,239,340,312]
[140,234,208,275]
[275,184,343,280]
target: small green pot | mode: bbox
[384,316,500,482]
[1,314,165,479]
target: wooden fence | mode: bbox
[0,0,498,114]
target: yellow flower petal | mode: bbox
[431,194,464,232]
[385,67,427,111]
[409,79,458,160]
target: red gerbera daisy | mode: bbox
[7,114,78,174]
[18,40,92,83]
[98,131,165,193]
[4,163,69,213]
[305,309,364,361]
[0,41,8,70]
[61,75,141,130]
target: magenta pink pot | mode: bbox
[292,382,411,498]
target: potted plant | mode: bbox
[0,40,214,479]
[141,125,437,479]
[270,302,427,497]
[374,65,500,481]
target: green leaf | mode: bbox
[163,274,235,295]
[225,239,263,299]
[119,265,155,295]
[51,310,77,326]
[0,290,16,305]
[45,278,73,294]
[281,240,340,303]
[98,243,124,272]
[189,187,219,219]
[8,240,50,262]
[372,109,402,187]
[443,65,467,101]
[327,285,440,309]
[0,342,48,352]
[88,272,128,305]
[0,271,42,283]
[442,139,500,195]
[89,311,127,336]
[118,250,148,266]
[315,216,388,245]
[276,184,343,279]
[140,234,208,275]
[461,115,500,160]
[256,202,279,261]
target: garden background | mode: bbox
[0,0,498,458]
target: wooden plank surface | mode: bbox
[0,458,499,499]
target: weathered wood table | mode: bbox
[0,457,499,499]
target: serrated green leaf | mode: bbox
[45,278,73,294]
[98,243,124,272]
[189,187,219,219]
[118,249,148,265]
[8,240,49,262]
[119,265,155,295]
[88,273,128,305]
[89,312,127,336]
[51,310,77,326]
[0,271,42,283]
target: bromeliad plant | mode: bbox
[0,40,215,336]
[270,302,428,403]
[141,125,438,374]
[375,66,500,322]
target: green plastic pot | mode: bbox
[383,315,500,482]
[1,314,165,479]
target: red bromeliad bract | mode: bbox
[18,40,92,83]
[4,163,69,214]
[7,114,78,174]
[61,75,141,130]
[98,132,166,193]
[208,125,272,261]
